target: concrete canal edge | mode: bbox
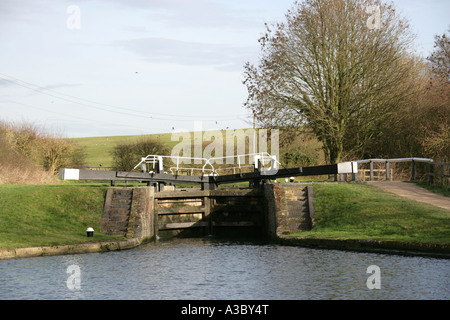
[2,235,449,261]
[278,236,450,259]
[0,238,153,260]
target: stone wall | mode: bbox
[126,187,155,240]
[102,187,155,242]
[101,188,133,237]
[264,183,314,238]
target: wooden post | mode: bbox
[153,197,159,238]
[429,163,435,185]
[411,160,416,181]
[306,186,315,219]
[202,182,217,191]
[204,196,212,235]
[352,162,358,181]
[385,161,390,181]
[370,161,374,181]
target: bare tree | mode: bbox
[419,27,450,162]
[428,26,450,82]
[111,138,168,171]
[243,0,419,163]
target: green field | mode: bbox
[70,132,176,167]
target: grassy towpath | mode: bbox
[0,183,122,248]
[288,183,450,244]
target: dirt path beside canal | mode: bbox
[368,182,450,211]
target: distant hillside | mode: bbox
[70,133,175,167]
[71,129,324,168]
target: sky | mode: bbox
[0,0,448,138]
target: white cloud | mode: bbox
[0,0,49,19]
[112,37,255,71]
[107,0,253,30]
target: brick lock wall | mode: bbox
[271,184,312,236]
[102,189,133,237]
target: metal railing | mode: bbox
[108,154,448,186]
[83,166,115,171]
[133,152,281,176]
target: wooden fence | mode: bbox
[429,161,450,186]
[353,158,449,186]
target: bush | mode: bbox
[0,121,86,184]
[111,144,137,171]
[282,148,317,167]
[111,138,168,171]
[41,137,86,174]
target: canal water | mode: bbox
[0,237,448,300]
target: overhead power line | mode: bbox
[0,72,250,122]
[1,100,172,133]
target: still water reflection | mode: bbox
[0,237,448,300]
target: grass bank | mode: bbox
[415,180,450,197]
[0,184,123,248]
[288,183,450,244]
[1,182,448,251]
